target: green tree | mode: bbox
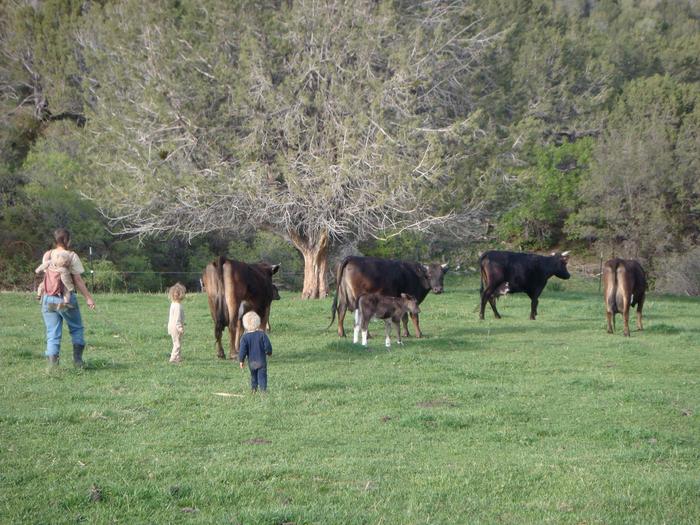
[498,138,593,249]
[568,76,700,266]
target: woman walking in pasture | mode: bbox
[37,228,96,368]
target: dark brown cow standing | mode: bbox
[603,258,646,337]
[202,256,279,359]
[355,293,421,348]
[330,256,448,338]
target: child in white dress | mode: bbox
[167,283,186,363]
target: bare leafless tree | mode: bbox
[79,0,497,297]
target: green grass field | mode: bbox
[1,274,699,524]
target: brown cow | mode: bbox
[239,284,281,331]
[603,258,646,336]
[355,293,421,349]
[330,256,448,339]
[202,256,279,359]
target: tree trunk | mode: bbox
[289,229,329,299]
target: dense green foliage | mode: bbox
[1,277,699,523]
[1,0,699,293]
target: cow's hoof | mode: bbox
[217,353,226,359]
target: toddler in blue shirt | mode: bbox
[238,311,273,392]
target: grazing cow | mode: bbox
[603,258,646,337]
[330,256,448,338]
[354,293,421,348]
[479,250,571,320]
[202,256,279,359]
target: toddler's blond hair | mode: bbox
[242,311,261,332]
[168,282,186,302]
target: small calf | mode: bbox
[353,293,421,348]
[495,281,510,297]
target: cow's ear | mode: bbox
[271,264,280,275]
[441,263,449,273]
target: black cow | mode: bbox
[479,250,570,320]
[330,256,448,338]
[603,258,646,336]
[355,293,421,349]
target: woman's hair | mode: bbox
[168,282,187,302]
[242,311,261,331]
[53,228,71,248]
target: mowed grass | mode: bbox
[1,274,698,524]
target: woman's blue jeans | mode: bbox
[41,293,84,357]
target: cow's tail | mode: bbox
[479,252,487,296]
[213,256,229,330]
[327,293,339,331]
[604,261,619,315]
[615,265,627,313]
[326,256,352,331]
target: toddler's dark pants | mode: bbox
[250,367,267,391]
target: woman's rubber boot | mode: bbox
[73,344,85,368]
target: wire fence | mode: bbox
[74,265,604,295]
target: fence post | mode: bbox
[598,254,603,293]
[89,247,95,290]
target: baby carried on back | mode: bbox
[35,249,76,310]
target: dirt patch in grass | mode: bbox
[244,437,272,445]
[416,399,457,409]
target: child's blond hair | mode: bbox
[168,282,186,302]
[242,311,261,332]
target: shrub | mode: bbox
[90,259,122,293]
[654,247,700,296]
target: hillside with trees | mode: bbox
[2,0,698,295]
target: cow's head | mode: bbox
[549,251,571,279]
[256,262,281,276]
[421,263,449,294]
[400,293,421,315]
